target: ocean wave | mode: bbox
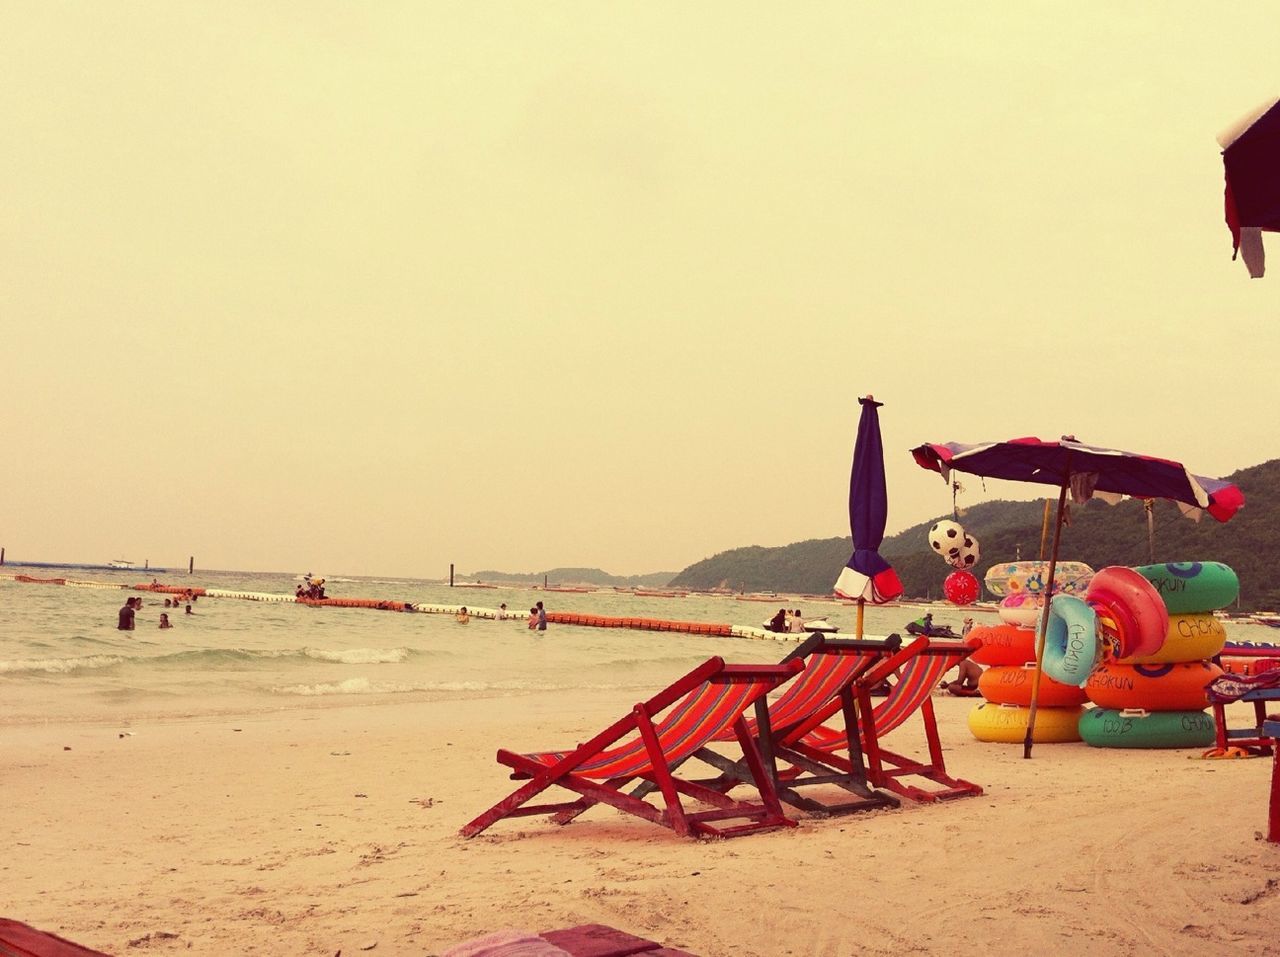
[302,647,411,664]
[149,647,415,666]
[0,654,125,675]
[270,678,633,697]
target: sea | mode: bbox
[2,569,1272,727]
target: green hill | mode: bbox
[671,459,1280,610]
[465,567,677,588]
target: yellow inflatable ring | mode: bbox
[1117,613,1227,664]
[967,703,1083,743]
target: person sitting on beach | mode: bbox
[942,658,983,697]
[159,613,172,629]
[117,597,137,631]
[456,606,470,624]
[788,608,806,633]
[767,608,788,633]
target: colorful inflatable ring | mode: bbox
[1118,613,1227,665]
[983,560,1095,598]
[1132,562,1240,615]
[978,664,1089,708]
[1042,595,1099,688]
[997,592,1044,627]
[1078,707,1216,749]
[968,624,1037,666]
[968,703,1083,743]
[1084,661,1223,711]
[1085,566,1168,659]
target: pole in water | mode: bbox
[1,547,5,566]
[188,556,194,575]
[449,563,454,587]
[544,573,548,589]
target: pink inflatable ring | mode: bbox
[1085,567,1168,660]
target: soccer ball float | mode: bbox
[928,520,981,570]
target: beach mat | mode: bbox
[0,919,112,957]
[444,923,697,957]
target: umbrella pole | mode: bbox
[856,597,865,639]
[1145,499,1156,563]
[1023,480,1069,759]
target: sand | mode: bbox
[4,692,1278,956]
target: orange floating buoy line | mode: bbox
[543,612,734,636]
[0,572,815,640]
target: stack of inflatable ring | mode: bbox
[1078,562,1238,749]
[967,560,1091,744]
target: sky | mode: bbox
[2,3,1276,579]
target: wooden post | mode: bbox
[188,556,194,575]
[1,547,5,566]
[544,573,548,589]
[449,564,454,587]
[1145,499,1156,563]
[1024,479,1070,760]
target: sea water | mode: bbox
[1,570,1266,727]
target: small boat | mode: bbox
[761,616,838,634]
[107,559,135,570]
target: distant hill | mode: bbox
[671,459,1280,611]
[465,567,677,588]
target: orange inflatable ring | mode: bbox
[978,664,1089,707]
[969,624,1037,666]
[1084,661,1222,712]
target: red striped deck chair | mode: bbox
[793,637,983,803]
[630,633,927,816]
[460,657,804,840]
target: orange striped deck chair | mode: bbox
[794,636,983,802]
[460,657,804,840]
[630,633,927,816]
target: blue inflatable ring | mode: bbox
[1041,594,1099,688]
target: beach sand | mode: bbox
[5,692,1278,956]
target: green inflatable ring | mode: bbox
[1077,707,1215,749]
[1132,562,1239,614]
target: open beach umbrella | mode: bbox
[911,436,1244,757]
[1219,96,1280,277]
[834,396,904,637]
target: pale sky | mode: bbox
[3,3,1275,578]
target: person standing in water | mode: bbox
[536,601,547,631]
[117,597,136,631]
[527,607,539,630]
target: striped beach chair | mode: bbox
[630,633,927,816]
[713,634,927,814]
[795,637,984,803]
[459,657,804,840]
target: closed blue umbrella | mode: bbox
[835,396,903,636]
